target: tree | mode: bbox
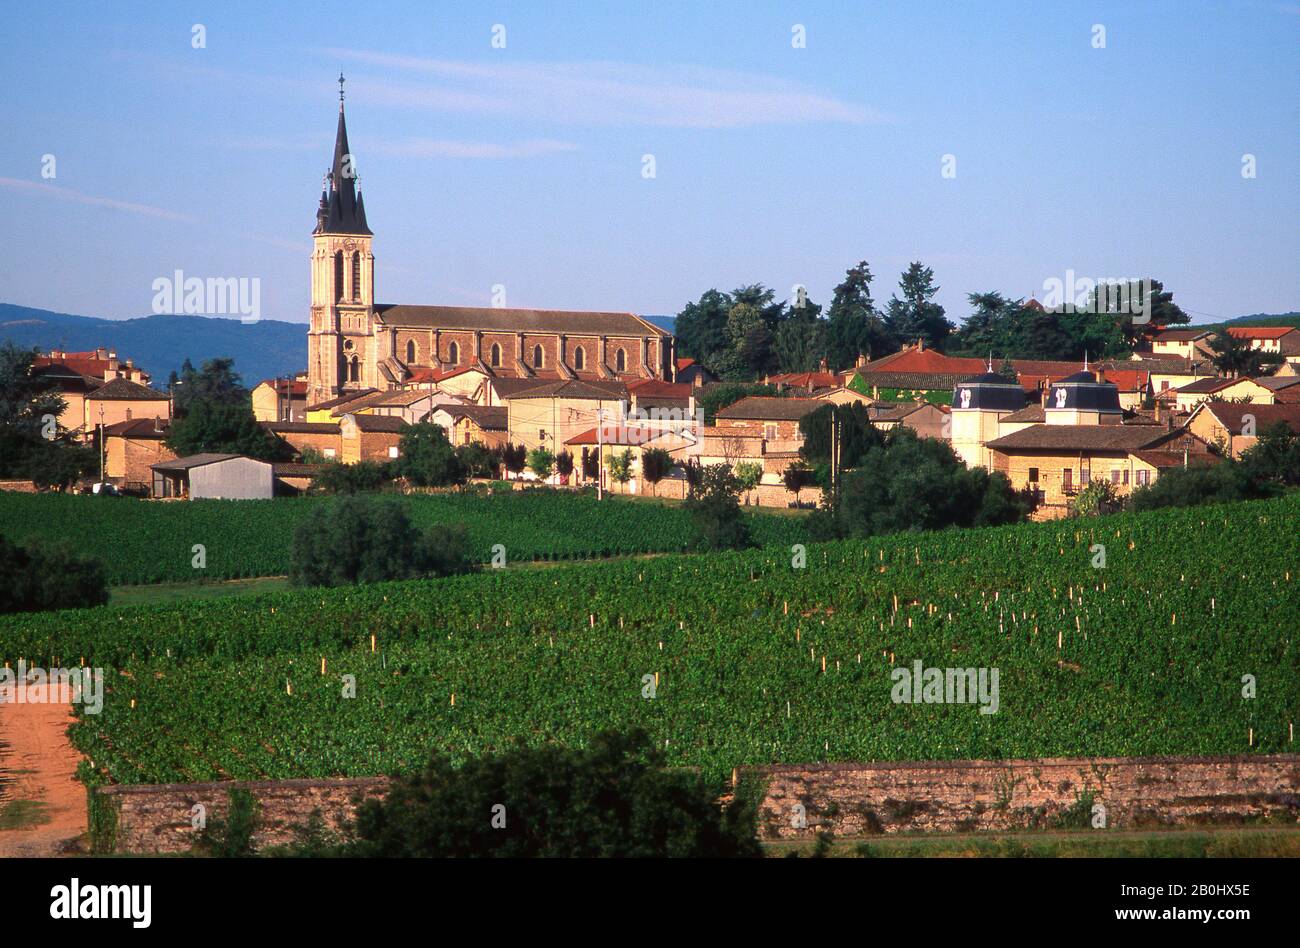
[809,430,1032,539]
[773,302,828,373]
[328,730,761,858]
[1209,330,1284,378]
[289,495,470,587]
[0,342,83,482]
[166,400,291,461]
[672,289,733,375]
[394,423,466,487]
[733,461,763,504]
[172,356,247,416]
[0,534,108,614]
[499,443,527,478]
[526,447,555,480]
[456,442,497,479]
[580,447,599,481]
[609,448,634,486]
[554,450,575,480]
[826,261,894,369]
[798,402,883,469]
[1238,423,1300,487]
[684,463,751,551]
[782,461,816,506]
[884,262,953,350]
[640,448,673,496]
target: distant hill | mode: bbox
[0,304,306,386]
[1195,312,1300,333]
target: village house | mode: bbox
[428,404,508,449]
[1169,376,1275,413]
[1226,325,1300,363]
[102,417,175,491]
[31,348,166,439]
[259,421,343,460]
[251,376,308,423]
[337,413,405,464]
[501,379,628,453]
[83,378,171,432]
[1148,327,1215,362]
[1183,401,1300,459]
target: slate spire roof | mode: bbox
[314,81,371,236]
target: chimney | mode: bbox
[1095,367,1106,384]
[818,357,828,373]
[1154,399,1161,424]
[917,338,925,352]
[856,352,867,368]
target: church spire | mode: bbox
[314,75,372,236]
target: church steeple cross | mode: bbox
[338,72,346,103]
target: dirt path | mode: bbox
[0,684,87,856]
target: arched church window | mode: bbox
[490,343,502,367]
[615,348,626,372]
[448,341,460,365]
[349,356,360,383]
[333,252,344,302]
[351,252,362,301]
[406,340,416,364]
[573,346,585,371]
[533,345,544,369]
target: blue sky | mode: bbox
[1,0,1297,326]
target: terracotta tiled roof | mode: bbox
[1174,377,1236,395]
[626,379,692,398]
[716,396,823,421]
[986,424,1184,453]
[432,405,508,430]
[501,379,629,400]
[374,304,668,338]
[1226,326,1297,340]
[260,421,342,434]
[87,378,169,401]
[1189,402,1300,434]
[306,389,377,412]
[102,418,170,438]
[344,414,406,433]
[998,404,1046,424]
[257,378,308,396]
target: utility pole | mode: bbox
[98,402,105,487]
[596,406,604,501]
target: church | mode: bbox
[306,79,675,406]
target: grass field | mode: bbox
[0,489,808,585]
[767,827,1300,858]
[3,494,1293,789]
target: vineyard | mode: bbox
[3,494,1295,788]
[0,490,806,585]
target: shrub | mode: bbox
[782,461,816,504]
[554,450,575,479]
[640,448,674,496]
[733,461,763,503]
[810,430,1031,539]
[1071,478,1121,517]
[609,449,634,485]
[332,730,761,858]
[395,423,466,488]
[456,442,497,479]
[1129,462,1274,512]
[684,463,751,551]
[289,495,470,587]
[0,533,108,614]
[526,448,555,480]
[310,460,391,494]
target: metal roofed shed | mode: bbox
[151,454,275,500]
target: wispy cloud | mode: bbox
[0,177,195,222]
[320,49,885,128]
[227,136,579,160]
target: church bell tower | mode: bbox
[307,74,375,404]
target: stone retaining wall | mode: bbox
[95,777,388,854]
[92,755,1300,852]
[743,755,1300,839]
